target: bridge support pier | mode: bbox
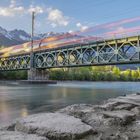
[28,68,49,81]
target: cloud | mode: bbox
[76,22,82,28]
[0,6,25,17]
[68,30,74,33]
[104,17,140,29]
[28,5,44,14]
[81,26,88,31]
[0,0,44,17]
[10,0,16,8]
[115,27,125,32]
[103,26,140,37]
[0,0,25,17]
[47,8,69,28]
[76,22,89,31]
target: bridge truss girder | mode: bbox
[0,54,30,71]
[0,36,140,71]
[34,36,140,69]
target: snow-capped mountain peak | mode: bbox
[0,27,42,46]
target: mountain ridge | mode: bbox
[0,26,58,47]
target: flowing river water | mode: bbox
[0,81,140,126]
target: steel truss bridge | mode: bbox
[0,35,140,71]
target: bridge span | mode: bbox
[0,35,140,80]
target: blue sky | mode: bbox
[0,0,140,34]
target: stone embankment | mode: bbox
[0,93,140,140]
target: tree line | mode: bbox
[0,66,140,81]
[49,66,140,81]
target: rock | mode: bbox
[15,113,93,140]
[58,104,94,118]
[104,133,131,140]
[58,104,105,130]
[0,122,15,131]
[0,131,47,140]
[131,107,140,116]
[96,93,140,111]
[110,94,140,106]
[114,104,135,110]
[102,110,136,125]
[81,112,104,128]
[96,101,124,111]
[136,93,140,95]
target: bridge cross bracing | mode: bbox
[0,35,140,71]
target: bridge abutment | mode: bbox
[28,68,49,81]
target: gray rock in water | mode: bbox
[0,122,16,131]
[58,104,95,118]
[99,93,140,111]
[15,113,93,140]
[95,101,123,111]
[58,104,105,133]
[110,94,140,106]
[0,131,47,140]
[114,103,135,110]
[102,110,136,125]
[131,107,140,116]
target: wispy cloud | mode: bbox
[104,17,140,29]
[104,26,140,36]
[83,16,140,34]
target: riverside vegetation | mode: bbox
[0,66,140,81]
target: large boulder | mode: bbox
[0,131,47,140]
[15,113,93,140]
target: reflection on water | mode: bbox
[0,81,140,125]
[20,106,28,117]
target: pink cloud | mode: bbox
[102,26,140,37]
[71,16,140,35]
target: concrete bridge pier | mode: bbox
[28,68,49,81]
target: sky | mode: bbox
[0,0,140,34]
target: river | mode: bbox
[0,81,140,126]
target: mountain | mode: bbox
[0,26,76,47]
[0,26,56,47]
[0,26,84,47]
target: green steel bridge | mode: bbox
[0,35,140,71]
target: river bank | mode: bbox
[0,93,140,140]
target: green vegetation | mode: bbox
[0,66,140,81]
[49,66,140,81]
[0,70,27,80]
[0,46,5,49]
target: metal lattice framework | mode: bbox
[0,54,30,70]
[34,36,140,68]
[0,35,140,71]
